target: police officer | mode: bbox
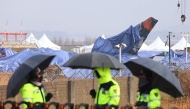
[135,69,161,109]
[89,67,120,109]
[19,67,53,109]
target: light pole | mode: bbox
[181,32,190,63]
[115,43,127,76]
[166,32,175,65]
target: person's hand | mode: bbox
[46,93,53,102]
[89,89,96,98]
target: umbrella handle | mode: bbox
[92,71,95,89]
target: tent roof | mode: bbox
[38,34,61,50]
[26,33,38,44]
[146,36,169,51]
[171,37,190,50]
[139,43,149,51]
[25,33,41,47]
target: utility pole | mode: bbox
[181,32,190,63]
[167,32,175,65]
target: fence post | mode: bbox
[68,80,75,103]
[127,77,130,103]
[128,76,134,104]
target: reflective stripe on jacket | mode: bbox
[136,88,161,109]
[95,79,120,106]
[19,83,46,109]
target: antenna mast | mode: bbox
[21,21,22,42]
[4,21,8,42]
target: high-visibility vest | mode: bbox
[94,67,120,106]
[136,88,161,109]
[19,83,46,109]
[94,79,120,106]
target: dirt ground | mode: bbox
[0,73,12,85]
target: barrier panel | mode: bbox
[0,101,187,109]
[0,101,75,109]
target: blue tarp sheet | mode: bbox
[91,25,140,56]
[138,51,164,58]
[0,48,16,57]
[161,50,190,65]
[0,48,70,72]
[0,47,164,78]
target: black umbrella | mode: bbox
[6,54,55,99]
[63,52,125,70]
[124,58,183,98]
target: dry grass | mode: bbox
[161,71,190,109]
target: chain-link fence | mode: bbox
[43,56,190,81]
[161,57,190,71]
[43,64,132,81]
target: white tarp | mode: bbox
[101,34,106,39]
[171,37,190,50]
[38,34,61,50]
[82,44,94,53]
[146,36,169,51]
[73,44,94,54]
[74,34,105,54]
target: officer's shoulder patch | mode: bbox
[154,93,158,97]
[113,89,117,93]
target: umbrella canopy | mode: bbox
[6,54,55,99]
[124,58,183,98]
[63,52,125,70]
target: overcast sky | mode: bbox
[0,0,190,42]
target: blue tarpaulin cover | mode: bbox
[91,17,158,57]
[161,50,190,69]
[0,48,70,72]
[91,25,141,56]
[0,48,16,57]
[138,51,163,58]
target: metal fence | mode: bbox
[42,56,190,81]
[43,64,132,81]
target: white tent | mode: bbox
[146,36,169,51]
[171,37,190,50]
[26,33,37,43]
[38,34,61,50]
[25,33,41,47]
[139,43,149,51]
